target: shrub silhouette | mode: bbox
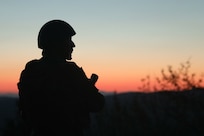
[139,60,203,91]
[2,90,204,136]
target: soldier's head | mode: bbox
[38,20,76,60]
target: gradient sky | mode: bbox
[0,0,204,93]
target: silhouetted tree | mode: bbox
[139,60,203,91]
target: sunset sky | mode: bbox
[0,0,204,93]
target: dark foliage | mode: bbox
[139,60,203,91]
[1,89,204,136]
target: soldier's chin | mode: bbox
[66,55,72,60]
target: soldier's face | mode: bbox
[65,37,75,60]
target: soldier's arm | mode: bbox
[69,62,105,112]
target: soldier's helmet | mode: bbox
[38,20,76,49]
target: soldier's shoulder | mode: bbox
[65,61,79,67]
[64,61,84,73]
[25,59,40,69]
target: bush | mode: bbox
[139,60,203,91]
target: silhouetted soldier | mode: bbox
[17,20,105,136]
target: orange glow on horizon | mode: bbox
[1,65,204,94]
[1,76,204,94]
[0,77,144,94]
[0,82,18,94]
[96,79,141,92]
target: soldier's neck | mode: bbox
[42,51,66,62]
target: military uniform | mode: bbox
[18,57,104,136]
